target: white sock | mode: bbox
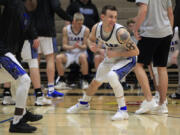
[13,115,23,125]
[116,97,126,109]
[48,83,54,93]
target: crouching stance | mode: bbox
[67,5,139,121]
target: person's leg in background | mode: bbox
[152,35,172,114]
[28,58,52,106]
[37,37,64,98]
[169,56,180,99]
[21,40,52,106]
[2,82,15,105]
[55,53,69,89]
[78,53,89,89]
[134,37,158,114]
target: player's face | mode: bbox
[73,20,83,29]
[103,10,117,28]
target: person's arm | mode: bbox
[134,3,148,40]
[87,24,102,53]
[167,6,174,28]
[107,28,139,58]
[62,26,76,50]
[78,27,90,50]
[50,0,71,21]
[23,12,39,49]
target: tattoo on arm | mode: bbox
[119,31,129,41]
[119,30,136,50]
[126,40,135,50]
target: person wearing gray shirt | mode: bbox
[133,0,174,114]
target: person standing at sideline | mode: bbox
[133,0,173,114]
[33,0,71,98]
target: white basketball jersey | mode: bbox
[96,22,127,63]
[66,24,86,54]
[169,27,179,56]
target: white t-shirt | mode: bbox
[136,0,173,38]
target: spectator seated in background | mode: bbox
[66,0,100,73]
[55,13,90,90]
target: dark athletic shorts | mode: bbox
[137,35,172,67]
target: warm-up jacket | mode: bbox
[66,0,99,29]
[0,0,37,56]
[33,0,71,37]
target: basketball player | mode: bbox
[67,5,139,120]
[0,0,42,133]
[55,13,90,90]
[134,0,173,114]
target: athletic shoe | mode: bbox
[111,110,129,121]
[2,96,15,105]
[55,82,71,90]
[151,103,168,114]
[169,93,180,99]
[135,99,158,114]
[9,121,37,133]
[153,91,160,104]
[153,91,168,105]
[47,90,64,98]
[35,96,52,106]
[22,111,43,123]
[67,102,90,113]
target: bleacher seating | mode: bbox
[26,0,178,88]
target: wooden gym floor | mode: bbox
[0,89,180,135]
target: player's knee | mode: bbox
[94,55,100,62]
[79,53,87,61]
[19,74,31,85]
[27,59,39,68]
[108,71,118,81]
[56,54,64,63]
